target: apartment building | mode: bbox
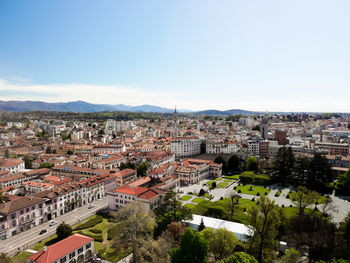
[0,196,47,239]
[0,159,25,174]
[171,136,201,159]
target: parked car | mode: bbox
[49,220,57,226]
[88,204,95,209]
[39,229,47,235]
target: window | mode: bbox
[32,205,35,210]
[20,210,24,215]
[60,256,67,263]
[32,213,35,218]
[78,247,83,254]
[69,251,75,259]
[12,220,16,227]
[11,213,16,220]
[39,203,43,208]
[86,243,91,249]
[26,208,30,213]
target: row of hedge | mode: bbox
[74,215,103,230]
[239,171,271,186]
[76,231,103,242]
[107,224,120,240]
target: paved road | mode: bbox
[0,198,108,256]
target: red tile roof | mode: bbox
[29,234,93,263]
[114,185,148,196]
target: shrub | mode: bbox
[199,189,206,196]
[107,224,119,240]
[239,171,271,185]
[76,231,103,242]
[286,195,290,199]
[252,197,255,201]
[89,228,102,234]
[289,205,292,207]
[220,197,223,200]
[257,192,260,196]
[238,189,241,193]
[74,215,103,230]
[264,192,268,195]
[282,204,285,207]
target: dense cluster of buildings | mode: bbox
[0,111,349,241]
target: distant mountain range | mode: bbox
[0,100,180,114]
[0,100,271,115]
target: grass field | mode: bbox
[235,185,270,195]
[180,195,192,201]
[289,191,329,204]
[184,203,197,209]
[214,178,222,181]
[223,174,240,180]
[224,179,233,182]
[192,197,205,203]
[11,251,33,263]
[218,182,228,188]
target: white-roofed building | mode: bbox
[185,214,251,242]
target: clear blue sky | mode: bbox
[0,0,349,112]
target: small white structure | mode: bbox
[185,214,251,241]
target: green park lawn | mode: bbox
[214,177,222,181]
[11,251,33,263]
[218,182,228,188]
[223,174,240,180]
[184,203,197,209]
[289,191,329,204]
[224,179,233,182]
[235,185,270,196]
[180,195,192,201]
[206,181,215,185]
[192,197,205,203]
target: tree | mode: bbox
[23,155,32,169]
[137,161,149,177]
[155,190,192,235]
[246,156,258,173]
[198,218,206,231]
[307,153,333,189]
[228,155,241,172]
[0,189,6,204]
[0,253,11,263]
[226,191,241,221]
[220,252,258,263]
[201,227,238,261]
[56,222,72,240]
[295,157,310,184]
[4,149,10,158]
[67,150,73,155]
[247,196,280,263]
[337,169,350,195]
[211,182,217,189]
[39,162,54,169]
[214,156,227,171]
[46,146,52,154]
[278,248,300,263]
[271,147,295,185]
[171,228,208,263]
[198,189,206,196]
[292,186,320,215]
[112,202,156,263]
[284,213,339,261]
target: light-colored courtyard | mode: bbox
[176,176,350,223]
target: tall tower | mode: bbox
[261,117,268,140]
[173,107,178,137]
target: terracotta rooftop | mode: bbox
[28,234,93,263]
